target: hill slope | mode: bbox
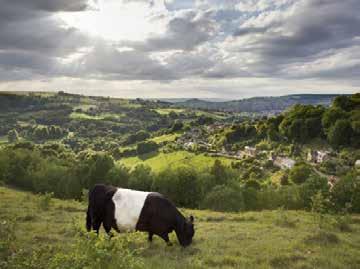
[1,186,360,268]
[174,94,341,113]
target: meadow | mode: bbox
[1,186,360,269]
[119,151,234,172]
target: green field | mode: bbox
[70,112,124,121]
[0,136,8,144]
[148,133,181,144]
[153,108,186,115]
[1,186,360,268]
[119,151,234,172]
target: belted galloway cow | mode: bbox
[86,184,195,247]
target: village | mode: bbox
[174,125,360,187]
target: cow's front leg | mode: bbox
[160,233,172,246]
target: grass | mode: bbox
[119,151,234,172]
[70,112,124,121]
[1,186,360,268]
[153,108,185,115]
[0,136,8,144]
[148,133,181,144]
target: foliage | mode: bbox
[201,184,244,212]
[136,141,158,155]
[289,163,312,184]
[8,129,19,143]
[37,192,54,211]
[128,164,153,191]
[327,119,353,147]
[331,171,360,212]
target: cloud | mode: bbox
[123,10,218,51]
[0,0,359,97]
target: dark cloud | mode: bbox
[0,0,93,12]
[233,26,268,36]
[124,10,218,52]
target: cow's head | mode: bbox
[177,216,195,247]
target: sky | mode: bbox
[0,0,359,99]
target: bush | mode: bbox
[128,164,153,191]
[300,175,329,209]
[289,164,312,184]
[153,166,200,208]
[331,171,360,212]
[201,184,244,212]
[136,141,158,155]
[49,231,143,269]
[37,192,54,211]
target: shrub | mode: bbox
[128,164,153,191]
[136,141,158,155]
[49,231,143,269]
[289,163,312,184]
[300,175,329,209]
[327,119,353,147]
[331,171,360,212]
[0,219,16,264]
[201,184,244,212]
[153,166,200,208]
[37,192,54,211]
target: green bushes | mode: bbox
[37,192,54,211]
[153,166,200,208]
[49,231,143,269]
[331,171,360,213]
[136,141,158,155]
[201,184,244,212]
[289,163,312,184]
[3,227,143,269]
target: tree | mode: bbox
[288,119,308,143]
[136,141,158,155]
[331,171,360,212]
[289,164,312,184]
[327,119,352,147]
[322,108,348,131]
[210,160,229,186]
[333,95,353,111]
[87,153,115,187]
[8,129,19,143]
[128,164,153,191]
[201,184,244,212]
[171,120,183,132]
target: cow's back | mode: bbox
[112,188,150,232]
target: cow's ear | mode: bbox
[189,215,194,223]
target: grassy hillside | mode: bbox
[1,186,360,268]
[175,94,341,113]
[119,151,234,172]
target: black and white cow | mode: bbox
[86,184,195,247]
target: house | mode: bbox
[244,146,257,157]
[307,150,330,164]
[274,157,296,170]
[355,160,360,169]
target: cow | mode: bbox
[86,184,195,247]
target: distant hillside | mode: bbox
[173,94,343,113]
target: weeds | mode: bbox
[275,207,297,228]
[37,192,54,211]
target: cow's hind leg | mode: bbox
[103,214,114,237]
[92,217,102,235]
[148,232,153,242]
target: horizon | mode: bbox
[0,0,359,98]
[0,90,350,102]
